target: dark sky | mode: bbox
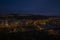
[0,0,60,16]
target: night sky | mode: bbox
[0,0,60,16]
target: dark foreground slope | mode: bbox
[0,30,60,40]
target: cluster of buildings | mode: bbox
[0,14,60,34]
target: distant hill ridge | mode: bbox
[0,14,48,19]
[0,14,60,20]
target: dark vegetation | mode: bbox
[0,30,60,40]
